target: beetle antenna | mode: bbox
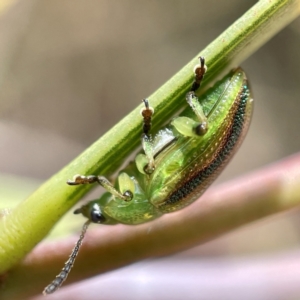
[43,220,91,295]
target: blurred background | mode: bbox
[1,0,300,299]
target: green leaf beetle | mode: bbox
[43,57,253,294]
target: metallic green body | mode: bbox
[99,68,253,224]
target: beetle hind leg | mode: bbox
[172,57,208,137]
[185,91,208,135]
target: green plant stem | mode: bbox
[0,0,300,275]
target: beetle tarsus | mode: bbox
[190,56,207,92]
[141,98,154,136]
[67,174,98,185]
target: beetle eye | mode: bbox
[90,210,105,223]
[90,204,106,223]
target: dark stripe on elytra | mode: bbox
[162,81,250,207]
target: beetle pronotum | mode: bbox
[43,57,253,294]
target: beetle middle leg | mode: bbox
[140,98,155,174]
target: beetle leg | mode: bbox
[190,56,207,93]
[141,133,155,173]
[141,98,154,135]
[140,98,155,174]
[67,174,133,201]
[185,91,208,135]
[178,56,208,136]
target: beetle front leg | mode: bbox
[67,174,133,202]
